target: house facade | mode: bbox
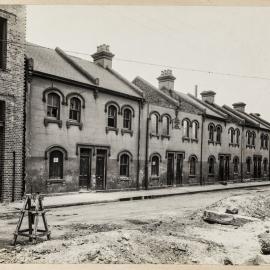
[25,44,144,194]
[0,6,26,202]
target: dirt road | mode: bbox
[1,187,270,264]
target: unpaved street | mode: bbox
[1,187,270,264]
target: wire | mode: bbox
[2,38,270,82]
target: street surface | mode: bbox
[1,186,270,264]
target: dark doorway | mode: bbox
[219,156,224,181]
[253,156,258,178]
[225,156,230,180]
[176,154,183,185]
[79,148,91,189]
[253,156,262,179]
[167,153,174,185]
[96,149,107,190]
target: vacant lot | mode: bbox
[1,187,270,265]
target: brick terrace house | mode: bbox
[25,44,144,193]
[0,6,26,202]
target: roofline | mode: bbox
[250,113,270,129]
[55,47,98,85]
[32,71,144,102]
[187,93,227,119]
[223,105,259,127]
[133,76,179,107]
[106,67,144,98]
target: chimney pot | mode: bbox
[157,69,176,91]
[232,102,246,112]
[92,44,114,69]
[200,90,216,104]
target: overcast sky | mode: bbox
[26,5,270,121]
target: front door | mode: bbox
[225,156,230,180]
[176,154,183,185]
[96,149,107,190]
[79,148,91,189]
[253,157,258,178]
[167,153,174,185]
[219,156,224,181]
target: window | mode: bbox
[0,17,7,70]
[189,156,197,175]
[108,105,117,128]
[209,124,214,141]
[47,93,60,119]
[49,150,63,179]
[265,135,269,149]
[69,97,81,122]
[208,156,215,175]
[183,120,189,137]
[229,128,234,144]
[235,129,240,145]
[247,131,252,145]
[192,121,198,139]
[120,154,129,177]
[162,116,170,136]
[264,159,268,173]
[252,132,256,146]
[123,109,132,130]
[151,155,159,176]
[151,114,159,135]
[216,126,222,143]
[233,157,239,174]
[246,158,251,174]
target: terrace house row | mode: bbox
[24,43,270,194]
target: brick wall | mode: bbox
[0,6,26,201]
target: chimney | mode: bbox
[91,44,114,69]
[195,85,198,98]
[232,102,246,112]
[200,90,216,104]
[157,69,176,91]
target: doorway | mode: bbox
[79,148,91,189]
[96,149,107,190]
[176,154,184,185]
[167,153,174,185]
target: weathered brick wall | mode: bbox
[0,6,26,201]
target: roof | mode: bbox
[26,42,143,98]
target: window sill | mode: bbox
[182,137,190,142]
[215,142,221,146]
[66,120,83,130]
[121,128,133,137]
[246,145,255,149]
[46,179,64,184]
[44,117,62,128]
[161,134,170,140]
[208,140,214,145]
[189,174,196,178]
[118,176,132,181]
[150,176,160,180]
[229,143,239,148]
[191,138,198,143]
[208,174,215,177]
[260,147,269,150]
[150,133,159,139]
[106,126,119,135]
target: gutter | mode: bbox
[136,100,142,190]
[200,113,205,185]
[240,124,245,182]
[144,103,150,190]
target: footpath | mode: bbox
[2,180,270,211]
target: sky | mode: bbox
[26,5,270,121]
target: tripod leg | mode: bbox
[42,213,50,240]
[33,214,39,244]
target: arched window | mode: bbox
[69,97,81,122]
[108,105,117,128]
[263,158,268,173]
[151,114,159,135]
[183,119,189,138]
[251,132,256,146]
[235,129,240,145]
[229,128,234,144]
[246,157,251,174]
[261,134,265,148]
[216,125,222,144]
[47,93,60,119]
[233,156,239,174]
[265,135,269,149]
[151,155,160,176]
[192,121,198,140]
[209,124,214,141]
[123,108,132,130]
[120,154,130,177]
[247,131,251,145]
[189,155,197,176]
[208,156,215,175]
[49,150,63,179]
[162,116,170,136]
